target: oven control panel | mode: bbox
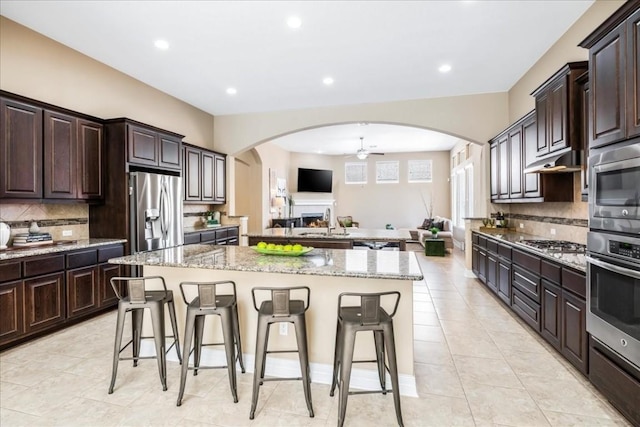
[609,240,640,260]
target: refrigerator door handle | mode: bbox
[161,180,171,241]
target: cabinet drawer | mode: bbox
[513,248,541,274]
[541,260,561,285]
[200,231,217,243]
[67,249,98,269]
[472,233,479,245]
[184,233,201,245]
[486,239,498,254]
[512,288,541,332]
[498,243,512,260]
[98,245,124,263]
[478,236,487,248]
[227,227,239,238]
[23,254,64,278]
[513,265,541,303]
[0,261,21,282]
[215,228,228,240]
[562,267,586,298]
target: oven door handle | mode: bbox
[586,255,640,279]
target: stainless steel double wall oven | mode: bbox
[587,143,640,369]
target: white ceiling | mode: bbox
[0,0,594,154]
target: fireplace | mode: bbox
[301,213,324,227]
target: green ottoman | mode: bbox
[424,238,445,256]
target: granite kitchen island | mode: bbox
[109,243,423,395]
[246,227,412,251]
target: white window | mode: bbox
[408,160,432,183]
[345,162,367,184]
[452,163,474,228]
[376,161,399,184]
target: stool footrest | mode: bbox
[187,365,228,371]
[352,359,379,364]
[260,377,303,382]
[266,349,299,354]
[119,355,158,361]
[349,389,393,396]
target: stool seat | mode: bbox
[108,276,182,395]
[249,286,314,420]
[330,292,403,427]
[176,281,245,407]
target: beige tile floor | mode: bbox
[0,248,632,426]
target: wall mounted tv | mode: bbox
[297,168,333,193]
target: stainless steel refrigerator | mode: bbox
[129,171,183,253]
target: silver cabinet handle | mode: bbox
[586,256,640,280]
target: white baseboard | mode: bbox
[140,341,418,397]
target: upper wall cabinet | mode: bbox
[580,2,640,149]
[183,143,226,204]
[531,62,588,158]
[1,92,103,201]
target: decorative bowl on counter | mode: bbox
[251,245,313,256]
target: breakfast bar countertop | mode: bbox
[246,227,412,242]
[0,238,127,261]
[109,243,423,281]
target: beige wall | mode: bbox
[0,17,214,148]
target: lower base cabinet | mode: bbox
[562,290,588,374]
[541,279,562,351]
[0,243,124,350]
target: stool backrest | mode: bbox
[337,291,401,325]
[110,276,169,303]
[179,280,237,308]
[251,286,311,316]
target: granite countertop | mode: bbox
[246,227,411,242]
[0,238,127,261]
[184,224,239,234]
[109,244,424,281]
[474,229,586,272]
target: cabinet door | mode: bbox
[201,151,215,201]
[0,98,43,198]
[0,280,24,345]
[497,260,511,305]
[541,280,561,351]
[24,272,65,333]
[158,133,181,170]
[128,125,158,166]
[477,249,487,284]
[535,92,550,156]
[522,113,542,198]
[497,134,509,200]
[67,266,99,318]
[184,147,202,201]
[77,119,103,200]
[548,79,568,153]
[627,9,640,139]
[99,263,121,308]
[214,154,226,203]
[590,22,626,148]
[486,252,498,294]
[580,77,590,200]
[44,110,76,199]
[472,245,479,275]
[489,142,499,200]
[562,290,588,374]
[508,126,523,199]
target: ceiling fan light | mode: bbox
[356,152,368,160]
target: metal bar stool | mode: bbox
[108,276,182,394]
[329,291,403,427]
[176,280,245,406]
[249,286,314,420]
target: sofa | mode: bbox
[414,216,454,251]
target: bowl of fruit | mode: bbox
[251,242,314,256]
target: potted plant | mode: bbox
[430,226,439,239]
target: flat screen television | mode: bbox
[297,168,333,193]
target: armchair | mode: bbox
[337,216,359,228]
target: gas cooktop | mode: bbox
[520,240,587,253]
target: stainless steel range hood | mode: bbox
[523,147,582,174]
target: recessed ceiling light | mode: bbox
[226,87,237,95]
[154,39,169,50]
[439,64,452,73]
[287,16,302,29]
[323,77,334,86]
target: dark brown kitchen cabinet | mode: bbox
[541,279,562,351]
[522,112,542,198]
[98,263,122,307]
[77,119,104,200]
[489,141,499,200]
[0,97,43,198]
[508,126,523,198]
[580,3,640,148]
[577,71,590,202]
[24,272,65,333]
[0,280,24,343]
[67,266,99,319]
[182,143,227,204]
[127,123,181,171]
[183,226,240,246]
[486,251,499,293]
[562,288,588,374]
[497,133,509,200]
[497,258,511,305]
[531,62,588,156]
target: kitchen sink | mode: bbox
[299,232,329,236]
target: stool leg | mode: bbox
[193,315,205,376]
[166,300,182,364]
[108,304,127,394]
[177,309,196,406]
[220,309,238,403]
[149,304,168,391]
[293,316,314,418]
[373,330,386,393]
[337,326,356,427]
[259,323,271,385]
[383,323,403,427]
[131,308,144,367]
[330,320,342,397]
[232,303,245,373]
[250,315,269,420]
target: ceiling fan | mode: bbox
[354,137,384,160]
